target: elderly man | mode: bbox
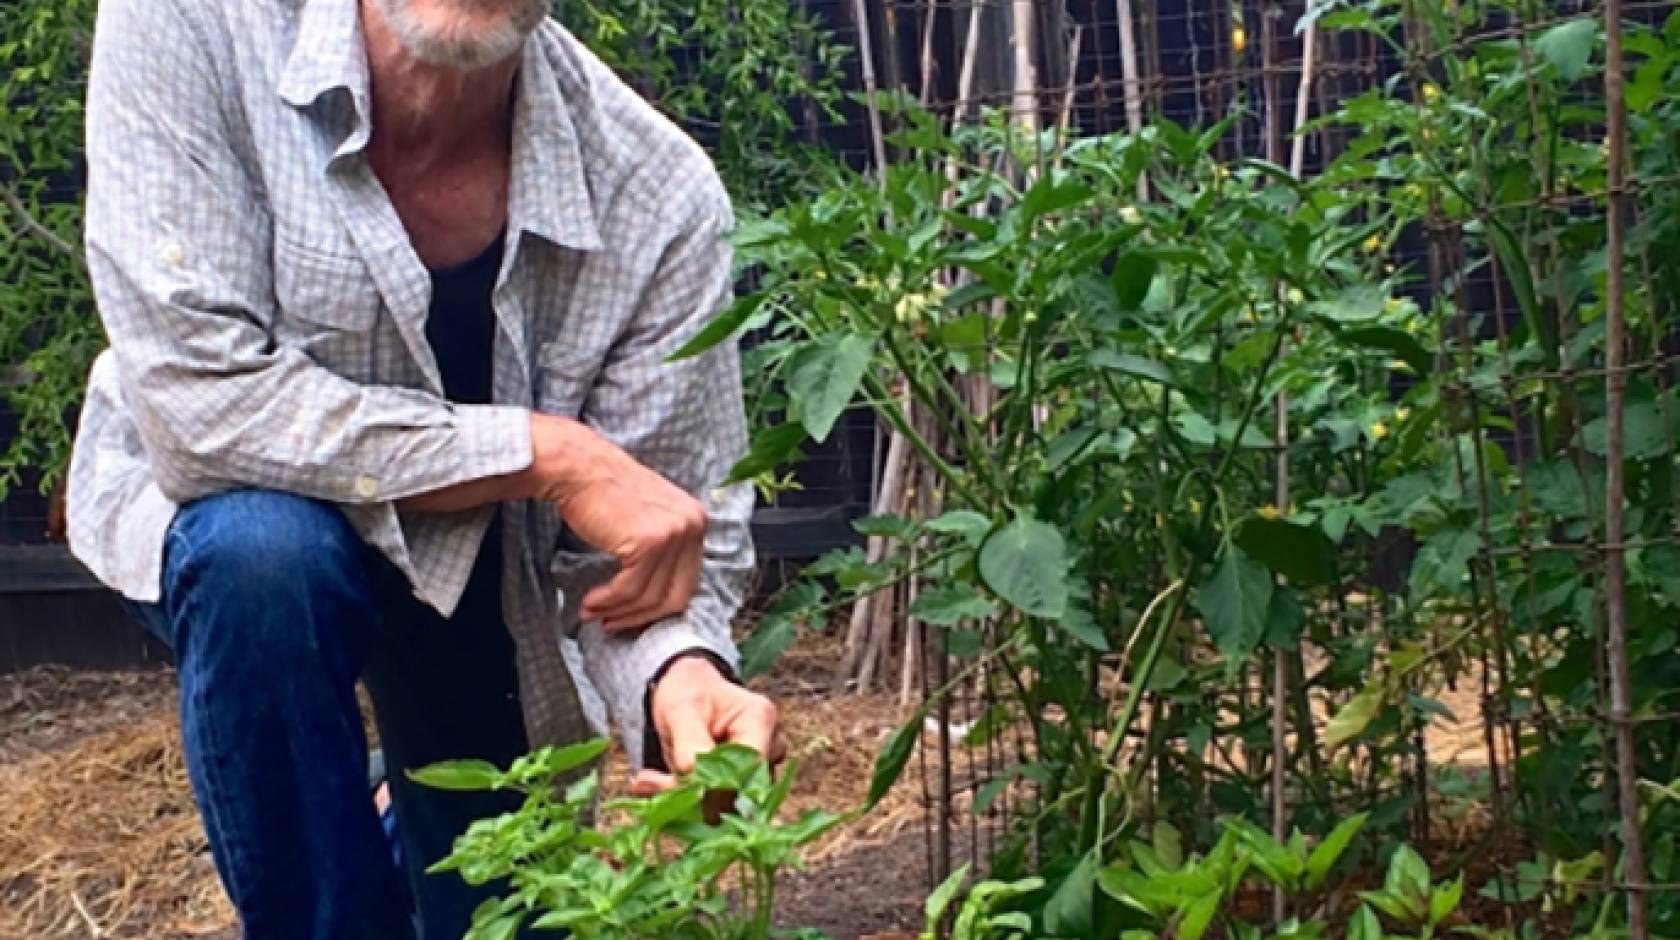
[67,0,778,936]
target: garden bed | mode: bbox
[0,639,932,939]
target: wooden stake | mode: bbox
[1602,0,1649,930]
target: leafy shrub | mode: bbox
[413,739,842,940]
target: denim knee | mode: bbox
[162,489,373,664]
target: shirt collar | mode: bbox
[278,0,602,251]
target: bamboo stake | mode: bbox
[844,390,913,685]
[1602,0,1648,931]
[1270,15,1318,927]
[1115,0,1148,200]
[850,0,890,178]
[1009,0,1039,136]
[919,0,939,103]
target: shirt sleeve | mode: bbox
[83,0,533,506]
[566,184,755,766]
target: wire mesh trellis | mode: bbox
[764,0,1680,935]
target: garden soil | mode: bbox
[1,639,1493,939]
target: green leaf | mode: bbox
[1110,251,1159,311]
[669,291,769,361]
[909,584,999,626]
[1235,516,1336,586]
[926,510,993,543]
[1388,844,1433,903]
[408,760,502,792]
[853,513,917,539]
[1581,401,1675,459]
[1325,686,1383,752]
[1486,222,1553,365]
[1339,325,1433,375]
[1430,875,1465,926]
[1536,18,1597,83]
[1263,587,1307,648]
[465,913,524,940]
[867,706,926,810]
[1195,543,1274,671]
[925,863,972,926]
[1306,813,1368,889]
[740,582,826,678]
[1059,598,1110,651]
[1043,851,1099,937]
[540,738,612,777]
[1088,349,1176,386]
[726,421,808,484]
[1348,904,1383,940]
[1178,891,1222,940]
[1307,283,1387,323]
[978,515,1071,619]
[785,332,873,443]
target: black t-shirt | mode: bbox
[427,234,507,605]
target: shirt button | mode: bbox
[353,475,380,499]
[160,242,186,267]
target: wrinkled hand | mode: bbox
[521,413,708,633]
[630,655,786,795]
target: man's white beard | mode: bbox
[375,0,548,71]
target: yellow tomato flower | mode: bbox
[1422,83,1441,102]
[1286,287,1306,305]
[1368,421,1390,441]
[1119,205,1143,225]
[1213,164,1230,181]
[1257,504,1281,520]
[1395,407,1412,422]
[1363,234,1383,253]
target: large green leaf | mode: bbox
[1325,686,1383,752]
[978,515,1071,619]
[1581,400,1676,459]
[867,706,927,810]
[1043,851,1099,937]
[1196,543,1274,670]
[1088,349,1176,386]
[1235,516,1336,586]
[784,332,873,443]
[1306,813,1368,889]
[1307,283,1387,323]
[1536,18,1597,83]
[725,421,808,484]
[1110,251,1159,311]
[668,291,769,361]
[909,584,999,626]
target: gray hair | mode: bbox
[373,0,548,71]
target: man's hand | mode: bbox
[518,413,708,633]
[630,654,785,795]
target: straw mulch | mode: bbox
[0,668,234,939]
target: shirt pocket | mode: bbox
[273,242,383,382]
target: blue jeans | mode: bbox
[128,489,535,940]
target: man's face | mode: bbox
[374,0,549,71]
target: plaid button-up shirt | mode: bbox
[67,0,753,766]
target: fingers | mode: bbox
[630,769,678,796]
[661,704,720,774]
[721,693,779,759]
[577,501,706,632]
